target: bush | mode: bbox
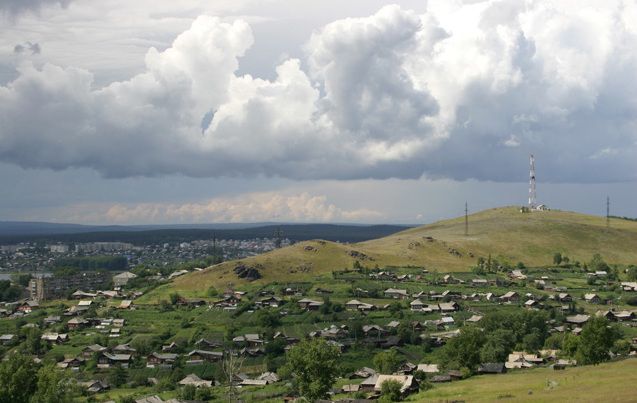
[380,379,403,402]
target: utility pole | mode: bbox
[465,202,469,236]
[528,154,537,210]
[606,196,610,228]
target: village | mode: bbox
[0,252,636,403]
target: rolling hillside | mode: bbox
[154,207,637,297]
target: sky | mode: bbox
[0,0,636,225]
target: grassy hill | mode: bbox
[408,358,637,402]
[148,207,637,299]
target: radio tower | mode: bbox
[528,154,537,210]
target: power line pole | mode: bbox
[528,154,537,209]
[465,202,469,236]
[606,196,610,228]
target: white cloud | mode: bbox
[0,2,636,183]
[44,192,382,224]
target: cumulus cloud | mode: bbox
[49,192,382,224]
[1,1,636,183]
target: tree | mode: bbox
[256,309,281,328]
[373,349,402,374]
[29,364,75,403]
[0,353,38,403]
[222,350,245,403]
[576,317,620,365]
[589,254,609,273]
[553,252,562,266]
[379,379,403,402]
[23,327,43,356]
[627,265,637,281]
[109,365,128,387]
[480,329,515,363]
[441,326,485,371]
[281,338,340,401]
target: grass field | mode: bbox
[409,358,637,403]
[146,207,637,300]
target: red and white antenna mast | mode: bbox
[528,154,537,209]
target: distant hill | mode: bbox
[0,222,410,244]
[162,207,637,297]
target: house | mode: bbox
[186,350,223,364]
[98,290,118,298]
[509,270,527,280]
[374,375,417,395]
[443,275,461,284]
[500,291,519,303]
[359,374,379,392]
[0,334,15,345]
[557,293,573,303]
[82,344,107,358]
[41,333,68,344]
[410,299,425,311]
[213,294,241,308]
[256,296,282,308]
[57,356,85,370]
[232,334,264,347]
[146,352,178,368]
[524,299,539,309]
[17,300,39,313]
[342,384,360,393]
[506,352,543,369]
[43,315,61,326]
[194,338,222,349]
[297,298,323,311]
[439,302,460,312]
[614,311,635,322]
[387,320,401,329]
[111,344,135,355]
[478,363,506,374]
[466,315,483,323]
[257,372,280,384]
[350,367,377,379]
[113,271,138,287]
[345,299,375,311]
[384,288,409,299]
[566,314,590,325]
[118,300,133,309]
[472,279,488,287]
[362,325,386,337]
[416,364,439,374]
[98,352,131,368]
[179,374,212,388]
[621,282,637,292]
[67,317,88,330]
[584,293,601,304]
[113,318,125,327]
[80,380,110,393]
[162,342,178,352]
[71,290,97,299]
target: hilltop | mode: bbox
[155,207,637,298]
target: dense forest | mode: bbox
[0,224,410,245]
